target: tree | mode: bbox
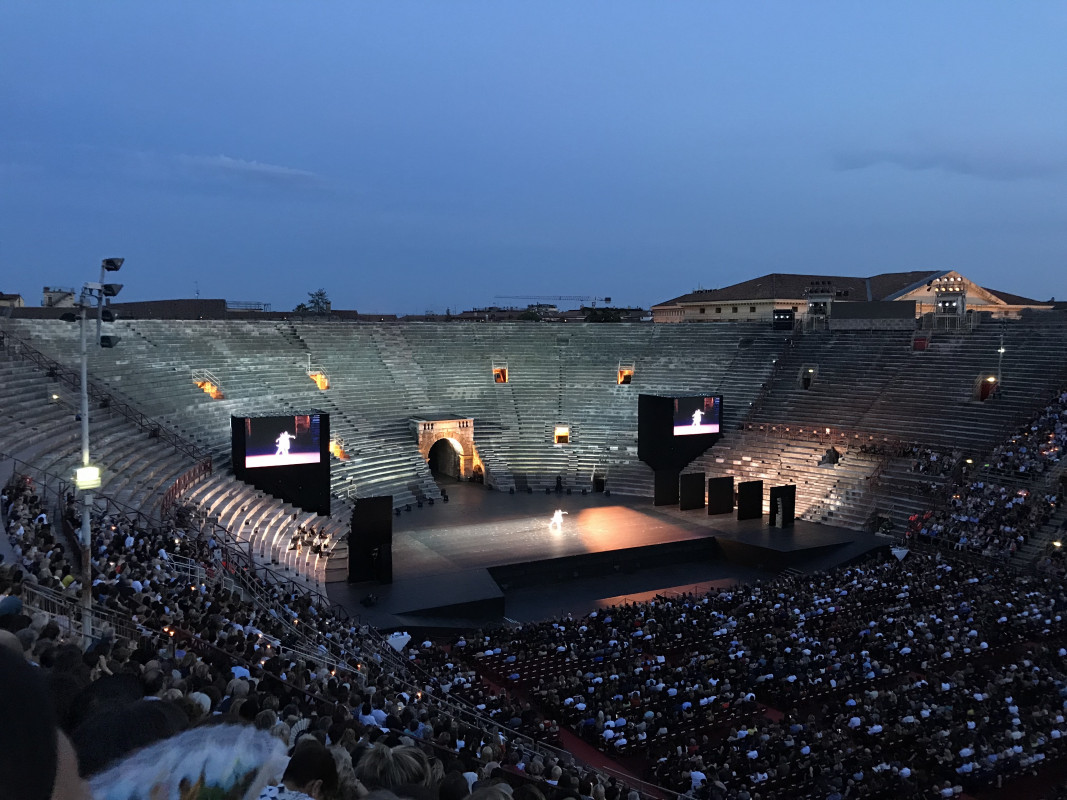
[584,306,623,323]
[294,288,331,314]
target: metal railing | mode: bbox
[20,582,146,644]
[1,328,213,475]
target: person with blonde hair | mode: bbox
[354,743,429,791]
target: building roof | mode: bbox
[655,271,945,307]
[983,287,1050,306]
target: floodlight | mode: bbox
[100,308,118,322]
[102,258,124,271]
[99,335,120,348]
[60,312,78,323]
[101,283,123,297]
[75,465,102,490]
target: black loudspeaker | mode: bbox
[769,484,797,528]
[653,469,680,506]
[736,480,764,520]
[679,472,705,511]
[349,496,393,583]
[707,476,734,515]
[593,476,606,493]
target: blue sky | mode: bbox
[1,2,1065,313]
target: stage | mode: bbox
[326,481,886,629]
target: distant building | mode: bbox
[0,292,24,308]
[652,271,1052,323]
[42,287,77,307]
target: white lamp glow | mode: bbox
[75,465,101,490]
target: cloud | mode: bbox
[834,140,1067,182]
[174,153,323,187]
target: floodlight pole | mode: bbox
[79,290,93,642]
[96,262,106,342]
[997,335,1005,389]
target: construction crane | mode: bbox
[494,294,612,308]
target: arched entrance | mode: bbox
[428,437,463,479]
[412,417,478,480]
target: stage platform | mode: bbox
[326,482,886,629]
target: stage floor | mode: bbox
[327,482,882,628]
[378,482,861,579]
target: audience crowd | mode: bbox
[906,480,1060,558]
[463,555,1067,798]
[989,390,1067,477]
[4,385,1067,800]
[8,466,1067,800]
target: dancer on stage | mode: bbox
[549,509,568,531]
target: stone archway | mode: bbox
[412,417,477,479]
[428,437,463,478]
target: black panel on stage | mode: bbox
[707,476,734,515]
[653,469,680,506]
[769,484,797,528]
[679,472,705,510]
[349,496,393,583]
[736,480,764,520]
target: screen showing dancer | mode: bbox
[672,396,721,436]
[244,414,322,468]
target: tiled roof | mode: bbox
[655,271,943,307]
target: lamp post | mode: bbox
[68,257,124,644]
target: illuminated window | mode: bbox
[977,374,999,401]
[554,426,570,445]
[617,368,634,385]
[493,367,508,383]
[194,379,224,399]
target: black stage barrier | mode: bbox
[679,472,705,510]
[769,484,797,528]
[707,476,734,515]
[349,496,393,583]
[653,469,680,506]
[736,480,764,520]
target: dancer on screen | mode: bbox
[691,408,705,427]
[275,430,294,456]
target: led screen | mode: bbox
[244,414,322,468]
[672,396,721,436]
